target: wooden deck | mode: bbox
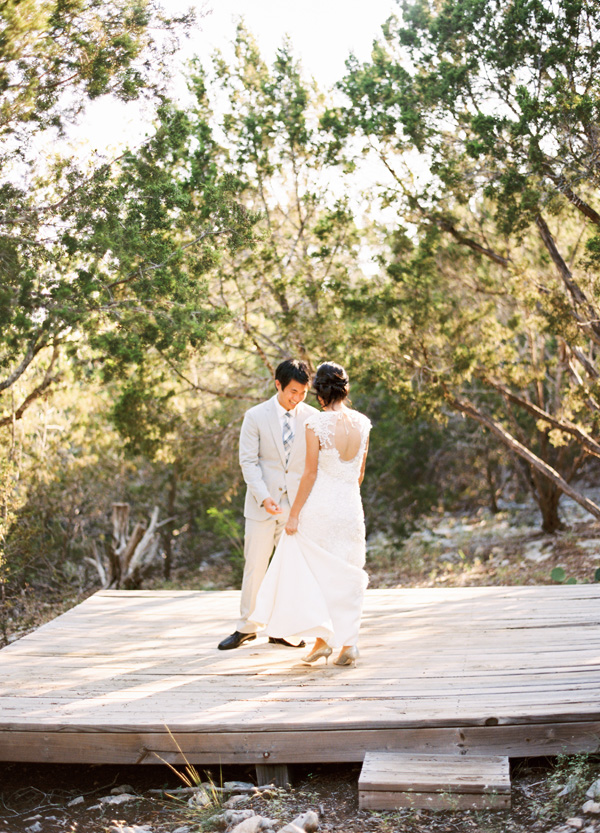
[0,586,599,766]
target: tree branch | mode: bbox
[435,216,511,266]
[106,227,236,291]
[377,149,511,266]
[536,213,600,344]
[542,165,600,228]
[0,344,61,428]
[449,394,600,522]
[155,350,262,401]
[0,336,46,393]
[485,377,600,459]
[571,346,600,380]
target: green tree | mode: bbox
[181,26,364,393]
[326,0,600,531]
[0,1,256,432]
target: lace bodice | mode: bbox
[305,409,371,482]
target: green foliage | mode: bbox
[110,374,176,459]
[353,388,445,535]
[0,0,253,601]
[205,507,243,548]
[0,373,251,613]
[0,0,179,137]
[205,507,244,582]
[551,565,600,585]
[327,0,600,532]
[6,6,600,638]
[0,3,257,444]
[194,25,363,372]
[0,457,20,642]
[543,752,600,818]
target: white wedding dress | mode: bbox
[250,409,372,648]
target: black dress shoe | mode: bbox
[268,637,306,648]
[218,631,257,651]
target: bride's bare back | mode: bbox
[332,411,363,461]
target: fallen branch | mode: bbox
[147,783,278,796]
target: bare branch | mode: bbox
[377,149,511,266]
[450,394,600,522]
[485,377,600,459]
[536,213,600,344]
[571,346,600,380]
[436,216,511,267]
[156,350,262,401]
[0,343,61,428]
[0,337,46,393]
[542,165,600,228]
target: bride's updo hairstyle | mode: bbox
[313,362,349,407]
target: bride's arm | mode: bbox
[358,437,370,486]
[285,427,320,535]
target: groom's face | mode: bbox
[276,379,309,412]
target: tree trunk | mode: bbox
[533,475,565,533]
[122,506,161,588]
[110,502,131,586]
[485,458,499,513]
[86,504,162,589]
[163,469,177,581]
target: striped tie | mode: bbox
[282,412,294,464]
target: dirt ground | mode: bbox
[1,498,600,833]
[1,756,600,833]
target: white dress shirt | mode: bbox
[275,398,298,438]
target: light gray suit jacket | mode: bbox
[239,395,317,521]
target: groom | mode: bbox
[218,359,316,650]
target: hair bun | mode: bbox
[330,376,347,390]
[313,362,350,406]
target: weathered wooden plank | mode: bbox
[358,751,510,793]
[0,721,598,765]
[358,789,511,811]
[255,763,291,788]
[2,678,599,701]
[0,696,598,734]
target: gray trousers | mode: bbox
[236,496,290,634]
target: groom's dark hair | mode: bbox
[275,358,311,389]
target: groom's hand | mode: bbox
[263,497,283,515]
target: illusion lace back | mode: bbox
[300,410,370,566]
[251,408,372,648]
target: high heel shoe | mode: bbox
[302,644,332,664]
[334,645,359,667]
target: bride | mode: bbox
[250,361,371,667]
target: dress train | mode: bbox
[250,530,368,648]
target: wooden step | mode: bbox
[358,752,511,811]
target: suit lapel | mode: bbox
[267,396,286,465]
[286,402,312,466]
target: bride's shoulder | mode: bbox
[304,410,332,444]
[305,409,327,428]
[349,408,372,431]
